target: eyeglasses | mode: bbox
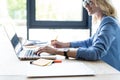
[83,0,93,7]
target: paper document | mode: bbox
[24,40,48,46]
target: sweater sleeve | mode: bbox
[76,23,116,60]
[70,37,93,48]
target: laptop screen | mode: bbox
[11,34,20,48]
[11,33,23,55]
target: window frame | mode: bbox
[27,0,89,29]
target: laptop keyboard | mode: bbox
[25,50,38,57]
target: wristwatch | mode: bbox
[63,49,69,59]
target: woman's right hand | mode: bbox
[51,40,70,48]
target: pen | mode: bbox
[30,59,62,64]
[52,60,62,63]
[54,35,58,41]
[30,61,33,64]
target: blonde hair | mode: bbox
[92,0,117,23]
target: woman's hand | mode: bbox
[51,40,70,48]
[34,46,57,55]
[34,40,70,55]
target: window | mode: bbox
[27,0,89,29]
[111,0,120,21]
[36,0,83,21]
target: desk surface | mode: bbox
[0,27,120,80]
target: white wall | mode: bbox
[111,0,120,21]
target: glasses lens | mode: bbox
[83,0,87,7]
[83,0,91,7]
[87,0,90,4]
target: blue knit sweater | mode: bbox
[70,16,120,71]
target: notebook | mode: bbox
[27,61,95,78]
[3,26,56,60]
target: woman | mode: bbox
[35,0,120,71]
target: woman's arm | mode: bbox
[76,23,116,60]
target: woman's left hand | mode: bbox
[34,46,57,55]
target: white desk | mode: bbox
[0,27,120,80]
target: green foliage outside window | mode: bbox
[7,0,26,19]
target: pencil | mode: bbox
[54,35,58,41]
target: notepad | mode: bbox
[30,59,53,66]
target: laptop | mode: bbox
[3,26,56,60]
